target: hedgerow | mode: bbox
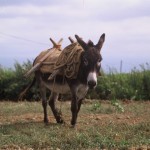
[0,61,150,101]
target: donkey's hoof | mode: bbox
[71,120,76,126]
[57,119,64,124]
[44,118,49,124]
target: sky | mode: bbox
[0,0,150,72]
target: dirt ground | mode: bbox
[0,100,150,126]
[0,100,150,150]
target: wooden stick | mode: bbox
[68,37,75,43]
[56,38,63,50]
[48,69,60,80]
[50,38,63,50]
[42,62,55,65]
[24,63,40,77]
[25,48,56,77]
[50,38,57,47]
[58,38,63,44]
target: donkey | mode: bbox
[21,34,105,126]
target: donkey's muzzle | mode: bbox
[88,80,97,89]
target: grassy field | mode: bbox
[0,100,150,150]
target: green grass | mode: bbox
[0,101,150,149]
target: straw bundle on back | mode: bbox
[25,38,63,77]
[35,42,84,79]
[53,42,83,79]
[25,38,84,79]
[34,48,61,74]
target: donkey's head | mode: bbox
[75,33,105,89]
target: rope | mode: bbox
[48,43,84,118]
[36,42,84,79]
[54,42,84,79]
[52,76,56,93]
[58,74,66,115]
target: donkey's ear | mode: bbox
[75,35,87,50]
[96,33,105,51]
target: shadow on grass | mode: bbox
[0,120,64,130]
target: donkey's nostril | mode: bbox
[88,80,97,89]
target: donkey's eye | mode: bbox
[97,59,101,66]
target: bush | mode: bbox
[92,63,150,100]
[0,61,150,101]
[0,60,40,101]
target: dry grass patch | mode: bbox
[0,100,150,149]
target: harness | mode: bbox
[25,39,85,119]
[48,42,84,80]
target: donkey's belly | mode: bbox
[45,82,70,94]
[42,77,88,99]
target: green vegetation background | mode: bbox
[0,61,150,101]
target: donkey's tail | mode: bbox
[18,77,36,100]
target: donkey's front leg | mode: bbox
[71,93,79,126]
[68,81,79,126]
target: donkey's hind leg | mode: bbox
[49,92,64,124]
[39,84,49,123]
